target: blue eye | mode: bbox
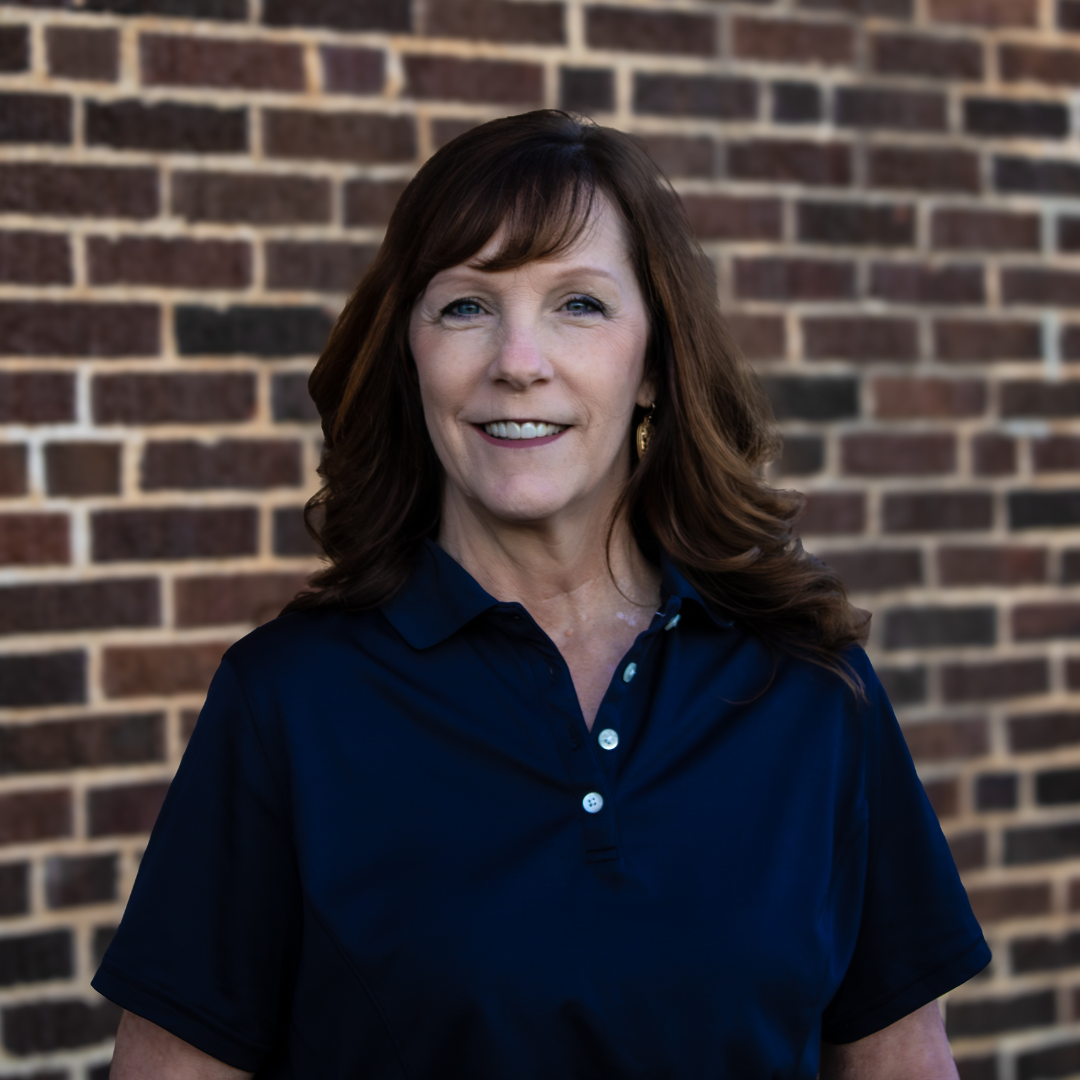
[442,299,484,318]
[565,295,604,315]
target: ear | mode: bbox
[635,378,656,410]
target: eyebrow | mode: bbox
[432,264,625,289]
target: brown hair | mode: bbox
[285,110,868,690]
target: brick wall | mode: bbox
[0,0,1077,1074]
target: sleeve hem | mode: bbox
[92,959,268,1073]
[822,936,992,1045]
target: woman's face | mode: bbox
[408,195,653,531]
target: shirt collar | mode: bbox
[381,538,732,650]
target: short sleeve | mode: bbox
[91,657,301,1072]
[820,671,991,1044]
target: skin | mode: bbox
[109,197,960,1079]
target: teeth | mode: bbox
[484,422,565,440]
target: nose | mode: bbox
[487,318,554,391]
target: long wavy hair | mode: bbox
[284,110,868,691]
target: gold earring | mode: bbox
[636,405,655,460]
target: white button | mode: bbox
[622,662,637,683]
[598,728,619,750]
[582,792,604,813]
[665,613,681,631]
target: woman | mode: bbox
[97,111,989,1079]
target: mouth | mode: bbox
[480,421,567,441]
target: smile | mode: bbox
[482,421,566,440]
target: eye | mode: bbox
[441,298,485,319]
[563,295,605,316]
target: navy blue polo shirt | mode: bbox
[93,539,989,1079]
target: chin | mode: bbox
[473,479,577,524]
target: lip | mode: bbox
[474,424,568,449]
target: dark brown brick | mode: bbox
[88,781,168,835]
[171,171,330,224]
[973,434,1017,476]
[560,68,614,114]
[176,305,333,357]
[264,110,415,163]
[733,17,853,64]
[266,241,378,292]
[0,791,71,845]
[181,710,200,741]
[942,659,1047,701]
[586,7,714,55]
[92,508,257,562]
[86,0,245,14]
[0,863,28,916]
[930,0,1037,24]
[948,830,987,869]
[2,997,120,1054]
[868,147,980,192]
[0,713,164,774]
[794,492,865,535]
[1003,268,1080,306]
[141,34,304,90]
[948,991,1055,1037]
[0,93,70,144]
[0,232,71,285]
[1006,823,1080,864]
[871,263,984,304]
[996,155,1080,194]
[872,377,985,418]
[727,140,850,185]
[820,549,922,591]
[273,506,318,556]
[271,374,318,422]
[936,320,1041,361]
[92,373,255,425]
[0,302,158,358]
[842,433,955,475]
[932,208,1040,250]
[86,100,246,153]
[102,643,227,698]
[634,135,715,179]
[924,777,959,818]
[1011,490,1080,529]
[263,0,410,31]
[801,0,912,14]
[404,55,543,105]
[967,882,1050,922]
[46,27,118,81]
[1063,326,1080,359]
[1060,218,1080,251]
[682,196,780,240]
[0,374,74,425]
[0,27,28,73]
[1063,0,1080,26]
[725,315,786,360]
[735,258,854,300]
[1037,767,1080,804]
[803,317,919,361]
[1001,43,1080,84]
[797,201,915,245]
[1013,712,1080,752]
[1002,381,1080,416]
[966,98,1069,138]
[320,45,384,94]
[939,546,1044,585]
[871,32,983,79]
[776,436,823,476]
[771,81,822,123]
[885,606,995,648]
[901,717,988,761]
[763,376,857,419]
[836,87,946,130]
[175,572,308,627]
[426,0,563,43]
[1014,603,1080,640]
[43,442,119,498]
[1017,1040,1080,1080]
[883,492,993,531]
[0,515,69,566]
[0,930,72,986]
[142,439,301,490]
[0,164,157,218]
[0,653,84,709]
[1061,550,1080,582]
[633,74,757,119]
[1034,436,1080,470]
[45,855,115,908]
[0,580,159,636]
[878,666,927,705]
[343,178,409,226]
[88,237,250,289]
[981,771,1020,807]
[0,447,26,498]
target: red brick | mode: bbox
[0,791,71,846]
[140,34,304,91]
[966,883,1051,922]
[0,232,71,285]
[1034,436,1080,471]
[724,314,786,360]
[735,258,854,300]
[868,147,980,192]
[939,545,1045,585]
[86,100,246,153]
[0,374,74,424]
[0,446,26,497]
[141,439,302,490]
[934,319,1041,361]
[1003,268,1080,306]
[819,549,923,591]
[45,854,115,907]
[0,92,71,144]
[942,659,1048,701]
[1014,603,1080,640]
[1002,382,1080,417]
[727,140,851,185]
[0,27,28,73]
[91,508,257,562]
[924,777,959,818]
[46,27,118,81]
[901,717,988,761]
[1069,659,1080,690]
[883,492,993,531]
[947,831,987,870]
[836,87,946,130]
[842,433,955,475]
[871,32,983,79]
[343,178,409,226]
[973,434,1017,476]
[585,7,715,55]
[872,377,985,418]
[263,110,415,163]
[794,492,865,535]
[800,0,912,15]
[1012,709,1080,751]
[171,171,330,224]
[88,237,251,289]
[932,208,1040,250]
[320,45,384,94]
[0,579,159,636]
[733,17,853,64]
[682,196,781,240]
[633,74,757,119]
[930,0,1037,24]
[1063,0,1080,28]
[266,241,378,292]
[0,652,85,708]
[0,515,69,566]
[92,373,255,425]
[87,782,169,836]
[1064,326,1080,359]
[634,135,715,179]
[1061,218,1080,251]
[1001,44,1080,84]
[175,572,309,627]
[427,0,563,43]
[0,302,158,358]
[404,55,543,105]
[0,713,164,773]
[102,642,228,698]
[871,263,984,305]
[797,201,915,245]
[0,164,157,218]
[263,0,410,31]
[803,317,919,361]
